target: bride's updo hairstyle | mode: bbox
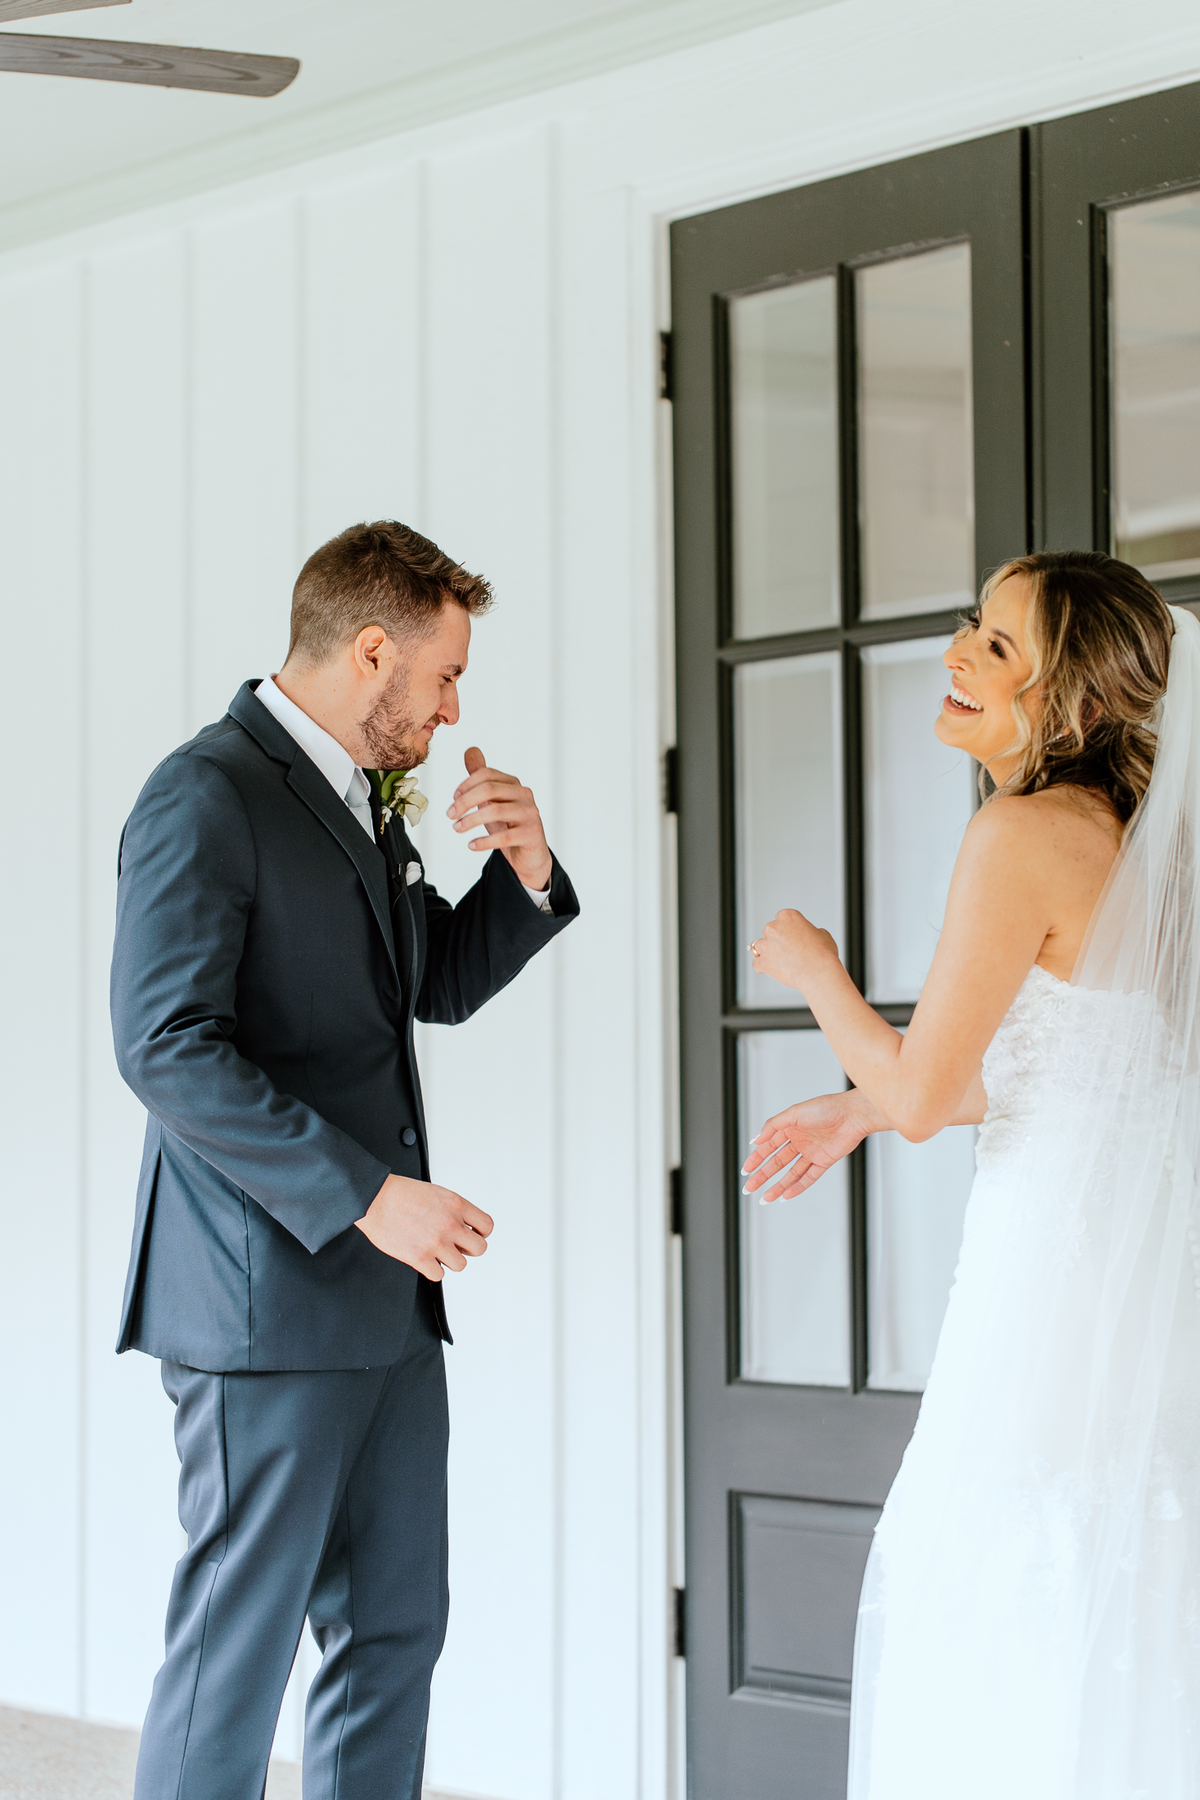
[974,549,1174,823]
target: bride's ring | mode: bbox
[749,941,761,957]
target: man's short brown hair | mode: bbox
[287,521,493,667]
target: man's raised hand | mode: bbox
[355,1173,494,1281]
[742,1089,883,1203]
[446,746,553,892]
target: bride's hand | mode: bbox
[750,908,841,991]
[742,1089,881,1201]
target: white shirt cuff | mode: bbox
[522,881,554,916]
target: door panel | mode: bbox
[673,130,1026,1800]
[861,636,975,1003]
[738,1031,851,1387]
[734,653,844,1009]
[1109,190,1200,583]
[730,276,841,636]
[733,1494,880,1702]
[856,242,976,620]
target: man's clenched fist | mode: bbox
[355,1172,494,1281]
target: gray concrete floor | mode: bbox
[0,1709,301,1800]
[0,1709,463,1800]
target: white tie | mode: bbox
[345,769,375,840]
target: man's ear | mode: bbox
[353,625,390,679]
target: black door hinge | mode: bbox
[664,744,680,815]
[673,1586,687,1658]
[659,330,674,401]
[669,1166,684,1237]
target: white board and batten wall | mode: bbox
[1,4,1199,1796]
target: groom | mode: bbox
[110,521,579,1800]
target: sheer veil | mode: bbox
[1052,602,1200,1784]
[849,606,1200,1798]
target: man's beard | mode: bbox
[360,666,428,772]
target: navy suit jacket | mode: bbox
[110,681,578,1372]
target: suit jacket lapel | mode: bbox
[229,682,398,975]
[288,757,398,972]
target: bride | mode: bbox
[742,550,1200,1798]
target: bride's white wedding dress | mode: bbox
[848,607,1200,1799]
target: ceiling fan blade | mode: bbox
[0,0,127,19]
[0,32,299,95]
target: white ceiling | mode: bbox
[0,0,837,246]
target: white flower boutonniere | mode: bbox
[375,769,429,832]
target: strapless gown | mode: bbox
[847,964,1200,1798]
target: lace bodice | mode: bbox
[976,965,1077,1173]
[976,964,1160,1177]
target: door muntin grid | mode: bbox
[725,245,978,1392]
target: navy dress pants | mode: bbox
[134,1290,449,1800]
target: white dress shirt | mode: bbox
[255,676,552,911]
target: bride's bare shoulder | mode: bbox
[961,786,1122,876]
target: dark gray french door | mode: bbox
[671,87,1200,1800]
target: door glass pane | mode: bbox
[1110,189,1200,582]
[735,653,844,1009]
[858,243,975,620]
[867,1124,975,1390]
[739,1030,850,1386]
[730,278,840,638]
[862,638,976,1002]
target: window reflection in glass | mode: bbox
[730,278,840,638]
[1110,189,1200,582]
[867,1124,976,1391]
[739,1030,850,1386]
[862,638,976,1002]
[735,653,844,1009]
[858,243,975,621]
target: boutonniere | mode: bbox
[369,768,429,832]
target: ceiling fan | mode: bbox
[0,0,299,96]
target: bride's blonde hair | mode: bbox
[966,550,1175,823]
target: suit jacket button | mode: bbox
[401,1127,417,1146]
